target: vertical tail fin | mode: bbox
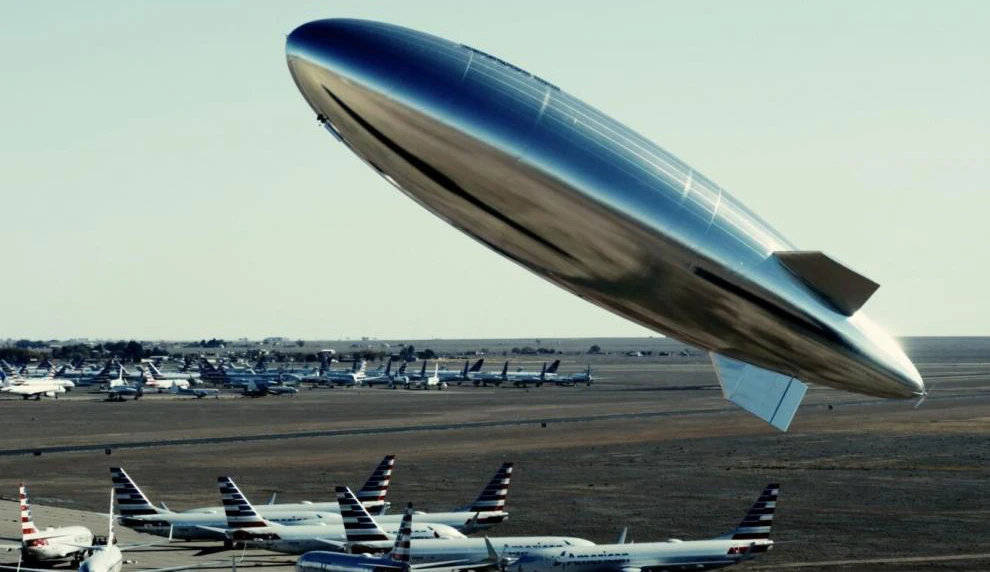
[147,363,163,380]
[384,358,393,376]
[730,484,779,540]
[469,463,513,513]
[107,487,116,545]
[461,361,469,378]
[217,477,269,529]
[500,361,508,381]
[397,362,407,375]
[539,363,547,380]
[19,483,38,539]
[111,467,162,516]
[387,503,413,563]
[336,486,390,543]
[547,359,560,374]
[470,358,484,373]
[419,361,427,378]
[356,455,395,506]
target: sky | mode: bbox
[1,1,988,340]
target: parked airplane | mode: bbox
[170,383,221,399]
[120,456,396,517]
[507,484,779,572]
[143,364,193,390]
[439,359,485,385]
[15,484,93,564]
[1,370,68,400]
[505,360,560,383]
[407,362,445,390]
[552,366,595,386]
[214,478,464,554]
[241,378,299,397]
[352,462,512,534]
[111,467,344,541]
[472,362,509,387]
[296,503,420,572]
[338,486,588,561]
[305,360,368,387]
[104,369,143,401]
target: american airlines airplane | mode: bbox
[357,462,513,534]
[13,484,93,564]
[140,365,190,392]
[116,456,395,520]
[506,484,779,572]
[214,478,464,554]
[111,467,345,541]
[337,486,592,561]
[0,368,72,400]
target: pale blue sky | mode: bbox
[1,1,987,340]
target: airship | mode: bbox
[285,19,924,430]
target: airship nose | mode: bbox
[286,19,467,103]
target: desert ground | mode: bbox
[0,337,988,571]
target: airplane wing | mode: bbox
[619,568,641,572]
[312,538,347,550]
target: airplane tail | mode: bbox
[539,362,547,380]
[461,361,469,378]
[147,362,164,380]
[469,358,484,373]
[387,503,414,564]
[547,359,560,374]
[111,467,163,516]
[469,462,513,513]
[419,361,427,378]
[384,357,393,376]
[217,476,270,529]
[397,362,407,375]
[336,486,390,543]
[19,483,39,539]
[356,455,395,506]
[500,361,508,381]
[729,483,779,541]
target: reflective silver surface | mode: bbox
[284,19,924,400]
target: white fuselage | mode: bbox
[237,521,465,554]
[119,509,342,540]
[78,545,123,572]
[22,526,94,562]
[409,537,595,564]
[509,539,774,572]
[181,499,387,516]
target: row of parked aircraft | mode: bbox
[301,358,596,389]
[0,356,598,400]
[3,456,778,572]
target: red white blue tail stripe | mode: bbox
[356,455,394,505]
[19,483,38,538]
[111,467,160,516]
[469,462,512,513]
[218,476,269,529]
[387,503,413,563]
[336,486,389,543]
[731,483,778,541]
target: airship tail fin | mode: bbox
[774,251,879,316]
[710,353,807,431]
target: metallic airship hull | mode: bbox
[285,19,924,430]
